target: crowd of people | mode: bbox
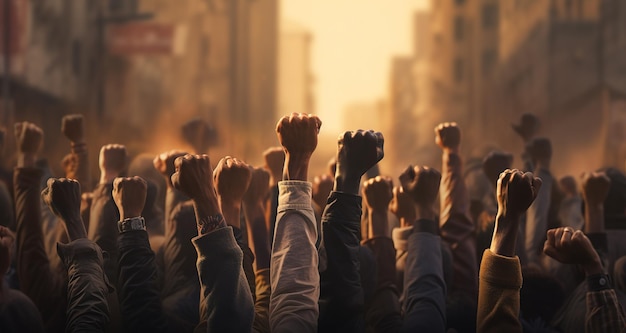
[0,112,625,332]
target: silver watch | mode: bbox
[118,217,146,233]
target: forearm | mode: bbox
[586,289,626,333]
[319,191,364,332]
[244,201,271,271]
[72,144,92,192]
[193,227,254,332]
[117,228,167,332]
[270,181,319,333]
[525,169,552,264]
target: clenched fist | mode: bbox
[113,176,147,220]
[543,227,602,275]
[214,156,252,206]
[263,147,285,186]
[243,166,271,206]
[335,130,384,195]
[153,150,188,186]
[496,169,542,219]
[389,186,416,227]
[399,165,441,209]
[15,122,43,167]
[435,122,461,152]
[41,178,86,240]
[171,154,214,201]
[276,113,321,181]
[312,174,333,209]
[362,176,393,212]
[99,144,127,184]
[61,114,85,144]
[580,172,610,208]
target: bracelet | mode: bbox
[117,217,146,233]
[198,214,226,234]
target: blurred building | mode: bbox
[278,20,314,117]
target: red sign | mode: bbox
[107,23,174,55]
[0,0,29,55]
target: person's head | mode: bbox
[598,167,626,217]
[482,150,513,187]
[512,113,540,141]
[525,137,552,167]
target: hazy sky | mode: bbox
[281,0,428,133]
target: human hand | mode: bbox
[312,174,333,209]
[153,150,187,187]
[580,172,610,208]
[482,151,513,186]
[334,130,384,195]
[181,118,216,154]
[214,156,252,207]
[41,178,86,240]
[62,153,79,179]
[263,147,285,186]
[276,113,322,181]
[389,186,416,227]
[543,227,602,275]
[362,176,393,212]
[0,226,15,276]
[243,166,270,206]
[491,169,542,256]
[15,122,43,167]
[399,165,441,220]
[435,122,461,153]
[98,144,127,184]
[61,114,85,144]
[112,176,147,220]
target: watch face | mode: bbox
[131,219,144,230]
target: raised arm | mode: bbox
[262,147,285,247]
[478,169,541,333]
[62,114,92,192]
[435,122,478,298]
[153,150,188,225]
[112,176,167,332]
[172,154,254,332]
[318,130,384,332]
[42,178,110,332]
[269,113,321,332]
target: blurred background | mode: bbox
[1,0,626,179]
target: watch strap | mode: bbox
[587,273,612,292]
[198,213,226,234]
[118,217,146,233]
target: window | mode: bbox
[482,4,498,29]
[454,58,464,82]
[454,16,464,41]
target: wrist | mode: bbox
[120,210,142,220]
[490,214,520,257]
[333,174,361,195]
[219,200,242,229]
[64,218,88,240]
[443,147,460,155]
[99,173,117,185]
[367,210,389,238]
[283,154,310,181]
[415,204,436,221]
[18,153,36,168]
[583,259,604,276]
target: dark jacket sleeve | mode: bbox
[117,228,168,332]
[14,167,67,332]
[57,238,111,332]
[192,226,254,333]
[318,191,365,332]
[88,183,120,285]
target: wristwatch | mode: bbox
[198,213,226,234]
[118,217,146,233]
[587,273,612,292]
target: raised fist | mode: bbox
[213,156,252,205]
[312,174,333,209]
[181,118,216,154]
[42,178,82,222]
[482,151,514,185]
[113,176,147,219]
[61,114,85,143]
[15,122,43,155]
[262,147,285,185]
[435,122,461,151]
[580,172,610,207]
[98,144,127,177]
[543,227,601,274]
[153,150,187,185]
[399,165,441,208]
[336,130,384,184]
[362,176,393,212]
[389,186,416,225]
[62,153,79,179]
[496,169,542,219]
[243,166,271,205]
[171,154,214,201]
[276,113,321,157]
